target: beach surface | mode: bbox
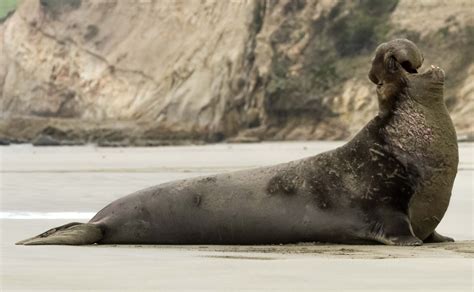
[1,142,473,291]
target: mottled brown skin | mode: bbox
[16,39,458,246]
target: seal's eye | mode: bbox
[400,61,418,74]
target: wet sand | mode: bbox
[1,142,473,291]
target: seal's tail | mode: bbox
[15,222,103,245]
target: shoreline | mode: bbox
[1,136,474,147]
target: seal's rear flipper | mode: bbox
[16,222,103,245]
[424,230,454,243]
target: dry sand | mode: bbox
[1,142,473,291]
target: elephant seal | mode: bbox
[17,39,458,246]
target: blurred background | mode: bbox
[0,0,472,145]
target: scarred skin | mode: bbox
[16,39,458,246]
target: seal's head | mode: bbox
[369,39,445,114]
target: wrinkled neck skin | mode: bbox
[375,66,456,180]
[377,68,446,118]
[405,70,445,109]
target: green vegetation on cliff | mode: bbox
[0,0,17,20]
[265,0,398,119]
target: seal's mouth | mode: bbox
[400,61,418,74]
[375,61,419,86]
[403,64,444,83]
[372,60,421,87]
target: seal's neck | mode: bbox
[378,75,446,117]
[405,69,446,109]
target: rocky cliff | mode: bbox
[0,0,472,145]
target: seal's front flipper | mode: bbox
[16,222,103,245]
[388,234,423,246]
[424,230,454,243]
[367,210,422,246]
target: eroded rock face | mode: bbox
[0,0,472,144]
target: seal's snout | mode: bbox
[387,39,423,74]
[369,39,424,85]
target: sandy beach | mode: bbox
[1,142,473,291]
